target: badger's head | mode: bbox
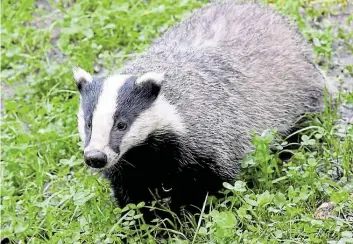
[73,67,184,169]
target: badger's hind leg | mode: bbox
[274,112,323,161]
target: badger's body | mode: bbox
[74,1,325,212]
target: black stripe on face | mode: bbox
[80,76,105,146]
[109,76,161,153]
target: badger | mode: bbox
[73,1,325,213]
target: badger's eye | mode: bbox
[86,121,92,130]
[117,122,127,131]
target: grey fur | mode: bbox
[117,1,325,181]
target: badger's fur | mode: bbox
[74,1,325,212]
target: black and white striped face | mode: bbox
[73,67,184,169]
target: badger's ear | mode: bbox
[73,66,93,91]
[135,72,164,96]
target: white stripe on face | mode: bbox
[77,98,85,143]
[118,95,185,158]
[85,74,130,166]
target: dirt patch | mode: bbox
[313,3,353,123]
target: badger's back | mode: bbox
[119,2,325,180]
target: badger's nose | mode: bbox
[84,150,107,168]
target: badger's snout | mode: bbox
[84,150,107,168]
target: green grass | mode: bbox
[1,0,352,243]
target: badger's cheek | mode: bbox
[104,147,120,168]
[77,110,85,143]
